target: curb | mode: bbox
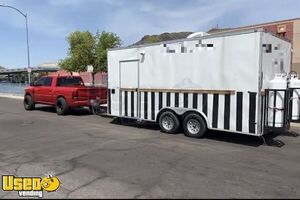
[290,122,300,128]
[0,93,23,100]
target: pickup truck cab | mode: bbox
[24,75,107,115]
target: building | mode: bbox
[208,18,300,73]
[37,62,60,69]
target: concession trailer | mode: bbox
[107,29,296,138]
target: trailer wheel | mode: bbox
[24,95,35,111]
[56,97,69,115]
[159,111,180,134]
[183,113,207,138]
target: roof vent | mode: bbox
[187,32,210,38]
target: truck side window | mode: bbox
[44,77,53,86]
[35,77,46,86]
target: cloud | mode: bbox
[1,0,300,68]
[102,0,244,44]
[47,0,94,7]
[47,0,123,7]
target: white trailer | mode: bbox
[107,29,292,138]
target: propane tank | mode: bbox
[267,73,287,127]
[288,72,300,121]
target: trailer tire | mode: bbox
[159,111,180,134]
[183,113,207,138]
[56,97,69,115]
[24,95,35,111]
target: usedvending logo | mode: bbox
[2,174,60,198]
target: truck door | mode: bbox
[34,77,52,103]
[33,77,46,102]
[42,77,53,103]
[119,60,140,118]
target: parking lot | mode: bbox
[0,97,300,198]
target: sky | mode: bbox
[0,0,299,69]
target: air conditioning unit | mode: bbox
[277,25,287,33]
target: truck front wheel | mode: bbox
[24,95,35,111]
[159,111,180,134]
[56,97,69,115]
[183,113,207,138]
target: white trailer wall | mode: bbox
[108,30,292,136]
[261,33,292,90]
[259,33,292,134]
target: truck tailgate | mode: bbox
[77,87,107,103]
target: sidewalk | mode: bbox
[291,122,300,128]
[0,93,23,100]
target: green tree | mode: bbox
[95,31,121,72]
[60,30,121,73]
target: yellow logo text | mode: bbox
[2,175,60,198]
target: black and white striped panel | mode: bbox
[121,90,138,118]
[124,90,258,134]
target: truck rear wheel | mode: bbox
[24,95,35,111]
[159,111,180,134]
[56,97,69,115]
[183,113,207,138]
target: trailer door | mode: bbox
[119,60,140,118]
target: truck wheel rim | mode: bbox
[57,102,62,111]
[24,98,29,107]
[162,116,174,131]
[187,119,201,134]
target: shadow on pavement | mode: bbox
[110,118,264,147]
[35,106,92,116]
[110,117,161,130]
[109,117,299,148]
[205,130,264,147]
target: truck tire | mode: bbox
[56,97,69,115]
[24,95,35,111]
[183,113,207,138]
[159,111,180,134]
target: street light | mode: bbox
[0,4,31,84]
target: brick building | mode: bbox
[208,18,300,73]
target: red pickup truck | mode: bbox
[24,75,107,115]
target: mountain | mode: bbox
[133,32,193,46]
[0,66,5,70]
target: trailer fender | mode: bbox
[157,107,209,128]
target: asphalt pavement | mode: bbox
[0,97,300,198]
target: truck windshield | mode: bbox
[57,77,83,86]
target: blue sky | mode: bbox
[0,0,299,69]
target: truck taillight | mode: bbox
[73,90,78,100]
